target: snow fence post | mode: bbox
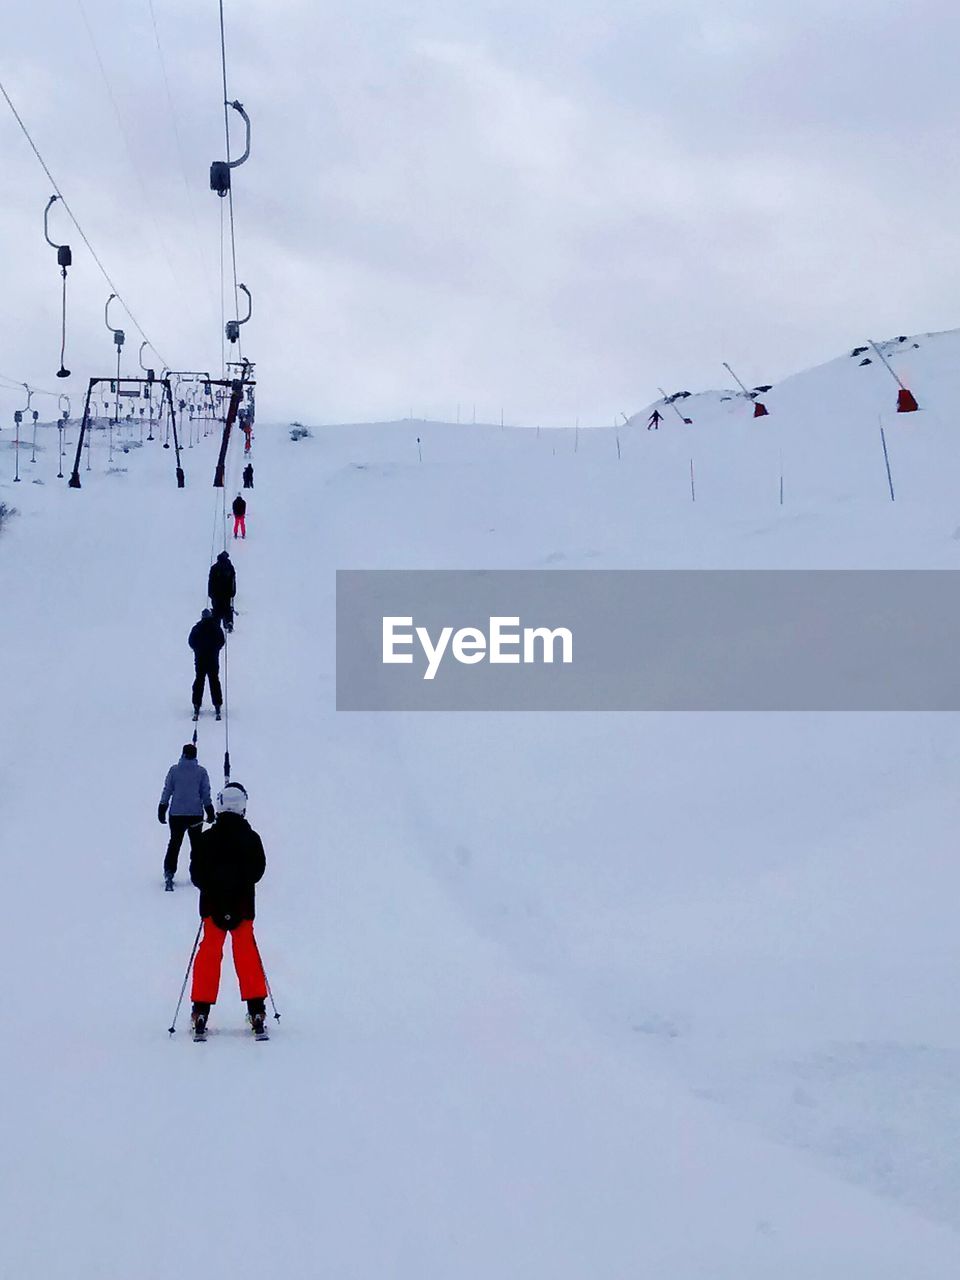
[879,423,895,501]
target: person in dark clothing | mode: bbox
[232,493,247,539]
[647,409,662,430]
[239,406,253,454]
[242,462,254,489]
[188,608,225,719]
[158,744,215,889]
[207,551,236,633]
[189,781,268,1036]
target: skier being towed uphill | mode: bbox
[207,550,236,633]
[189,781,269,1039]
[158,743,215,890]
[232,492,247,540]
[188,608,224,721]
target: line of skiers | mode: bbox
[155,466,270,1037]
[189,490,252,720]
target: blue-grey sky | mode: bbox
[2,0,959,425]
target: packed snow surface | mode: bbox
[3,331,960,1276]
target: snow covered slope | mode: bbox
[627,327,960,512]
[3,333,960,1276]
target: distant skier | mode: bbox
[242,461,254,489]
[188,608,225,720]
[208,550,236,632]
[238,406,253,454]
[189,781,269,1038]
[232,493,247,539]
[158,743,215,890]
[647,409,662,430]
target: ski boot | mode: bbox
[192,706,200,722]
[215,707,222,721]
[191,1002,211,1041]
[247,998,269,1041]
[164,874,174,892]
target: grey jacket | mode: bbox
[160,755,212,817]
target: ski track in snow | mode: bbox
[4,335,960,1276]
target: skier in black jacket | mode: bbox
[188,608,224,720]
[207,551,236,633]
[242,462,254,489]
[189,781,268,1037]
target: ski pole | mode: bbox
[168,922,203,1034]
[252,935,281,1021]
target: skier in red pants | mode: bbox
[189,781,268,1037]
[239,407,253,453]
[232,492,247,539]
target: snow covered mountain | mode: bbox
[3,331,960,1276]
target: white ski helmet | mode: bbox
[216,781,248,815]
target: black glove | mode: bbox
[157,803,168,825]
[204,804,216,823]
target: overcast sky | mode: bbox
[2,0,959,426]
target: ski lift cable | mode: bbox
[0,76,170,368]
[218,0,243,361]
[208,428,232,564]
[217,426,250,782]
[202,471,233,779]
[0,371,61,399]
[221,624,232,782]
[207,363,255,775]
[208,485,224,568]
[210,2,249,779]
[146,0,219,312]
[76,0,193,304]
[220,202,227,378]
[226,195,242,363]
